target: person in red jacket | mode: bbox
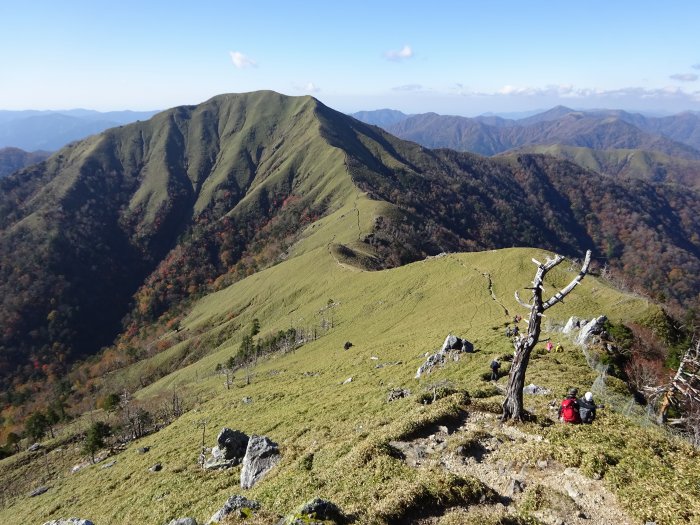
[558,388,581,423]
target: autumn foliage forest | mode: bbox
[0,91,698,445]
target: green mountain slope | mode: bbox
[0,91,367,383]
[1,91,698,393]
[0,147,50,178]
[1,246,697,525]
[507,144,700,189]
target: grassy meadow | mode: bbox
[2,241,698,524]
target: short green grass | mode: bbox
[2,245,690,525]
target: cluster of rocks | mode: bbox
[387,388,411,402]
[415,334,474,379]
[203,428,281,490]
[164,496,345,525]
[563,316,608,346]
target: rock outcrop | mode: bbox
[240,435,281,489]
[387,388,411,402]
[523,384,551,395]
[416,334,474,378]
[203,428,249,470]
[206,495,260,524]
[166,518,198,525]
[284,497,346,524]
[576,316,607,346]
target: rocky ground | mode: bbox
[389,408,634,525]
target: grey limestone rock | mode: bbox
[295,497,345,523]
[563,316,584,334]
[240,435,281,489]
[523,383,551,395]
[29,485,49,497]
[417,334,474,378]
[166,519,198,525]
[217,428,249,461]
[507,478,525,497]
[207,495,260,524]
[387,388,411,402]
[577,316,607,346]
[203,428,249,470]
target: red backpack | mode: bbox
[560,398,580,423]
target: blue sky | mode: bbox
[2,0,699,115]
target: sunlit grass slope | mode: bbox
[3,244,688,525]
[514,144,700,188]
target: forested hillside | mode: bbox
[1,91,698,398]
[0,147,50,178]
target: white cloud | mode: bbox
[229,51,257,69]
[492,84,700,101]
[392,84,423,92]
[693,64,700,70]
[385,45,414,61]
[304,82,320,93]
[670,73,698,82]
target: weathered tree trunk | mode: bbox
[654,340,700,424]
[502,284,544,421]
[502,250,591,422]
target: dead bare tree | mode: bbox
[502,250,592,422]
[646,339,700,427]
[194,417,211,466]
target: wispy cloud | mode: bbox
[385,45,414,61]
[229,51,257,69]
[291,82,320,94]
[492,84,700,101]
[392,84,423,92]
[693,64,700,70]
[670,73,698,82]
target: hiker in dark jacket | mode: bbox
[490,358,501,381]
[558,388,581,423]
[578,391,603,424]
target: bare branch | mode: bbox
[514,291,531,309]
[542,250,592,311]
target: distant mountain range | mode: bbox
[351,106,700,184]
[0,109,159,151]
[1,92,698,384]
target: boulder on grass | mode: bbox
[206,495,260,524]
[240,435,281,489]
[296,498,346,523]
[203,428,250,470]
[167,518,198,525]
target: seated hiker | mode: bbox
[512,325,519,336]
[555,342,563,352]
[558,388,581,423]
[505,326,512,337]
[578,391,604,424]
[546,341,553,352]
[490,358,501,380]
